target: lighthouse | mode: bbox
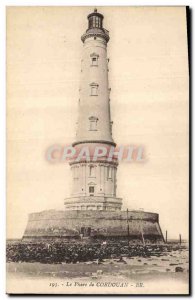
[64,9,122,211]
[23,9,164,244]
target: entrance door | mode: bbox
[80,227,91,237]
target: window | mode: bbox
[89,17,93,28]
[90,53,99,66]
[92,57,97,65]
[89,16,102,29]
[89,165,95,177]
[90,82,98,96]
[89,186,94,194]
[92,16,96,27]
[92,16,100,28]
[89,116,98,131]
[107,166,112,179]
[95,17,99,27]
[91,86,97,95]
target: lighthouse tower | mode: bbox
[64,9,122,211]
[23,9,164,243]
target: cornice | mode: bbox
[72,140,116,147]
[81,31,109,43]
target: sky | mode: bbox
[7,6,189,239]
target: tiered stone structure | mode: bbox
[23,210,164,243]
[64,9,121,211]
[23,9,164,244]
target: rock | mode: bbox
[166,268,171,272]
[175,267,184,272]
[91,273,98,279]
[95,259,102,264]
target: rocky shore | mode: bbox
[7,240,188,269]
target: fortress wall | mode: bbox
[23,210,164,241]
[28,210,158,222]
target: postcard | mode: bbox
[6,6,190,295]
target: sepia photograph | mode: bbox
[6,6,189,295]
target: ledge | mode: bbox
[72,140,116,147]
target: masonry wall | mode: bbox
[23,210,164,243]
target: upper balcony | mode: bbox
[81,9,110,43]
[81,28,110,43]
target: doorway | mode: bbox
[80,227,92,237]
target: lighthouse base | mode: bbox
[23,209,164,244]
[64,196,122,211]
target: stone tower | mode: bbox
[23,9,164,243]
[64,9,122,211]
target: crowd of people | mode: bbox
[6,240,184,264]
